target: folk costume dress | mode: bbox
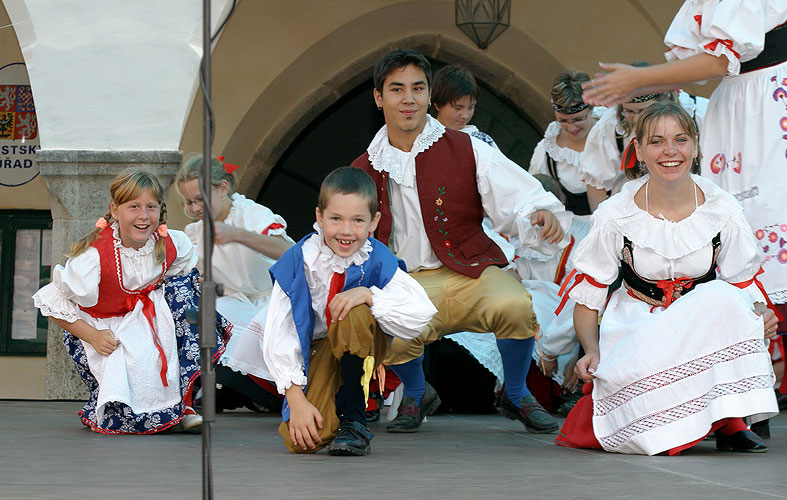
[664,0,787,305]
[579,92,707,197]
[33,224,230,434]
[528,107,607,217]
[556,175,778,455]
[185,193,294,371]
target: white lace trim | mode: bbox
[596,175,738,259]
[541,122,583,167]
[32,294,82,323]
[770,289,787,305]
[311,223,372,273]
[366,115,445,187]
[568,280,608,312]
[112,222,157,257]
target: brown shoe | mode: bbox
[385,383,441,433]
[499,394,558,433]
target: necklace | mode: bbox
[645,179,698,220]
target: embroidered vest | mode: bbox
[269,233,406,421]
[79,226,177,318]
[352,128,506,278]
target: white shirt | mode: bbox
[260,228,437,394]
[365,115,571,272]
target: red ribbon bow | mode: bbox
[217,155,239,174]
[655,277,695,310]
[620,137,638,171]
[124,284,169,387]
[731,266,785,321]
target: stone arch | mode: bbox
[222,3,564,197]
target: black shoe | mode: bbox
[499,394,559,433]
[715,430,768,453]
[385,383,441,433]
[327,420,373,456]
[750,419,770,439]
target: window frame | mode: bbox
[0,209,52,356]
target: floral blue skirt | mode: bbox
[63,269,231,434]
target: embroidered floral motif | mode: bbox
[754,222,787,263]
[771,77,787,161]
[433,186,500,267]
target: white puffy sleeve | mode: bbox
[664,0,775,76]
[578,108,622,192]
[238,201,293,243]
[261,282,308,394]
[716,200,769,303]
[528,138,549,177]
[32,248,100,322]
[475,138,571,257]
[369,268,437,339]
[567,206,623,311]
[166,229,199,277]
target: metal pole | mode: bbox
[200,0,216,499]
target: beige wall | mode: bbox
[170,0,712,229]
[0,357,46,398]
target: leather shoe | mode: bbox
[715,429,767,453]
[385,383,441,433]
[327,420,373,456]
[499,394,558,433]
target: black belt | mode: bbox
[740,22,787,73]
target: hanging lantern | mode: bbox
[455,0,511,50]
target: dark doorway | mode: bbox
[257,68,544,240]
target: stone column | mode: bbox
[36,150,182,399]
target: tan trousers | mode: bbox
[384,265,538,365]
[279,304,389,453]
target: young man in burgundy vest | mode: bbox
[351,48,571,434]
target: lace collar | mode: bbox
[308,223,373,273]
[596,175,738,259]
[366,114,445,187]
[111,221,157,257]
[542,121,583,166]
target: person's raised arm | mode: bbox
[582,54,729,107]
[214,222,293,259]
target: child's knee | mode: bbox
[328,305,377,358]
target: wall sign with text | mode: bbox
[0,63,40,187]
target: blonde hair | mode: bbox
[69,168,168,262]
[615,62,677,137]
[624,101,701,180]
[174,154,238,218]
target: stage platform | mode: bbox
[1,400,784,499]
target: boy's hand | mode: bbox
[90,328,120,356]
[286,387,323,451]
[328,287,373,322]
[530,210,564,244]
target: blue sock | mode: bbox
[496,337,534,407]
[390,354,426,405]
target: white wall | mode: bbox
[2,0,231,150]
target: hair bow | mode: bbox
[95,217,108,229]
[620,137,638,171]
[217,155,239,174]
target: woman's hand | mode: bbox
[574,351,600,383]
[582,63,643,107]
[755,304,779,339]
[89,328,120,356]
[213,221,239,245]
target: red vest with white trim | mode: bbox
[352,128,506,279]
[79,226,177,318]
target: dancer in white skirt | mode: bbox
[580,0,787,319]
[175,155,294,407]
[556,102,779,455]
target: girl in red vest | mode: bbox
[33,168,229,434]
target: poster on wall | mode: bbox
[0,62,40,187]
